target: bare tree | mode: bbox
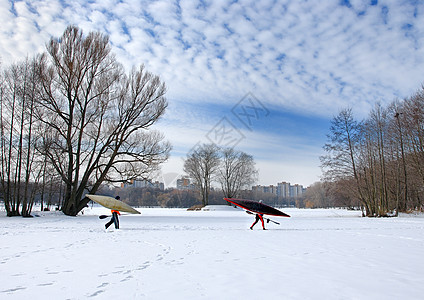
[304,181,334,208]
[359,103,391,216]
[218,147,257,199]
[183,144,221,206]
[398,90,424,210]
[320,108,369,215]
[36,26,171,216]
[0,63,19,216]
[0,57,44,216]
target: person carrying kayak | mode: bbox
[105,196,121,229]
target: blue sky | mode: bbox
[1,0,424,187]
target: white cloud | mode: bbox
[2,0,424,186]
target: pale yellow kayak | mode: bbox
[86,194,140,214]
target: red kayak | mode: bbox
[225,198,290,217]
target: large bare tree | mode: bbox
[218,147,257,199]
[36,26,171,216]
[183,144,221,206]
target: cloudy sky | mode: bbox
[1,0,424,188]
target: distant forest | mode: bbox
[34,185,305,211]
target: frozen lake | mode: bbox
[1,206,423,299]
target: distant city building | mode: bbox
[291,184,304,198]
[177,177,190,189]
[121,179,164,190]
[253,181,305,198]
[176,177,196,190]
[252,185,264,193]
[277,182,291,198]
[252,185,278,195]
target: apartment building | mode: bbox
[252,181,305,198]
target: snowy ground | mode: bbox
[1,206,424,300]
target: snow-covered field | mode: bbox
[1,206,424,299]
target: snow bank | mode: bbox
[201,205,240,211]
[1,207,423,299]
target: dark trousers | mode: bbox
[250,214,265,229]
[105,212,119,229]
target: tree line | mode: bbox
[0,26,170,217]
[183,143,258,206]
[320,87,424,216]
[95,186,301,209]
